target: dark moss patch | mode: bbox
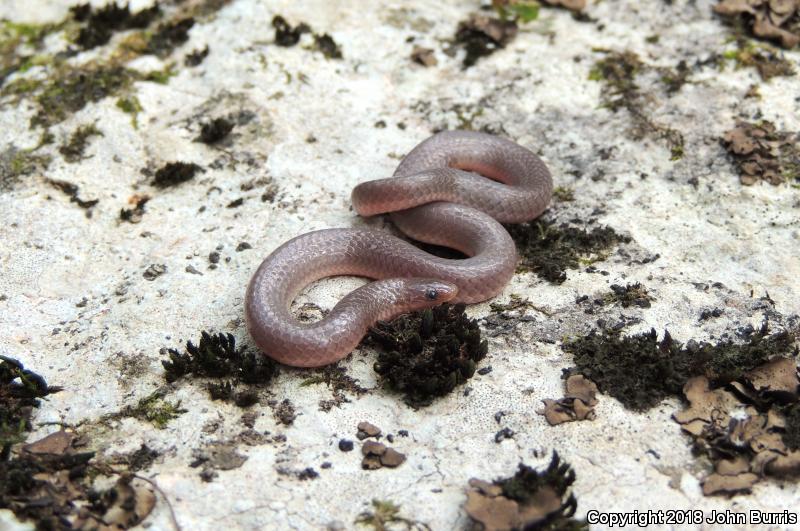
[152,161,202,188]
[184,45,209,66]
[606,283,653,308]
[563,325,797,411]
[59,123,102,163]
[117,390,186,429]
[0,144,51,191]
[272,15,310,47]
[301,365,368,411]
[120,195,150,223]
[73,2,161,50]
[721,120,799,185]
[589,50,685,160]
[505,220,631,284]
[0,356,61,457]
[723,39,796,80]
[32,65,137,127]
[47,178,99,216]
[465,452,587,530]
[313,33,342,59]
[783,403,800,450]
[197,117,234,144]
[162,331,278,407]
[454,13,518,68]
[146,18,195,57]
[366,303,487,407]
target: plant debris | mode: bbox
[301,364,368,411]
[563,325,797,411]
[411,45,437,66]
[272,15,310,47]
[723,40,796,80]
[190,441,248,482]
[72,2,161,50]
[361,440,407,470]
[606,282,653,308]
[355,499,428,530]
[357,421,382,440]
[589,50,686,160]
[146,18,195,57]
[714,0,800,49]
[464,452,587,531]
[272,398,297,425]
[538,375,599,426]
[152,161,203,188]
[119,194,150,223]
[505,220,631,283]
[46,178,99,216]
[58,123,102,163]
[197,117,234,144]
[2,430,156,529]
[185,45,210,66]
[454,13,518,68]
[673,356,800,495]
[0,356,61,457]
[118,390,186,429]
[313,33,343,59]
[142,263,167,280]
[721,120,800,185]
[161,331,278,406]
[366,303,488,407]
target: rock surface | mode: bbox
[0,0,798,529]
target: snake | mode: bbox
[245,130,553,367]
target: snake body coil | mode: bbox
[245,131,553,367]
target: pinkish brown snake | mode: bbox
[245,131,553,367]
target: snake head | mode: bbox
[402,279,459,310]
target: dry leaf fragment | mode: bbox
[702,472,760,495]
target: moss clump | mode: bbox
[162,331,278,407]
[0,145,51,191]
[58,123,102,163]
[0,356,61,457]
[355,500,420,530]
[563,325,797,411]
[505,220,631,283]
[120,390,186,429]
[0,20,63,84]
[145,18,195,57]
[722,40,796,80]
[32,65,137,127]
[272,15,310,47]
[606,283,653,308]
[197,117,234,144]
[366,303,488,407]
[782,403,800,451]
[152,161,202,188]
[116,95,142,128]
[589,50,685,160]
[466,452,587,531]
[72,2,161,50]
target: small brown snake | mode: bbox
[245,131,553,367]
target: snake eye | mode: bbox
[425,289,438,300]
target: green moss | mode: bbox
[142,63,176,84]
[505,219,631,283]
[1,145,52,191]
[116,95,142,128]
[32,64,137,127]
[589,50,685,160]
[355,500,419,530]
[120,390,186,429]
[552,186,575,202]
[722,40,795,81]
[563,326,797,411]
[366,303,487,407]
[161,331,278,407]
[59,123,102,163]
[605,283,653,308]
